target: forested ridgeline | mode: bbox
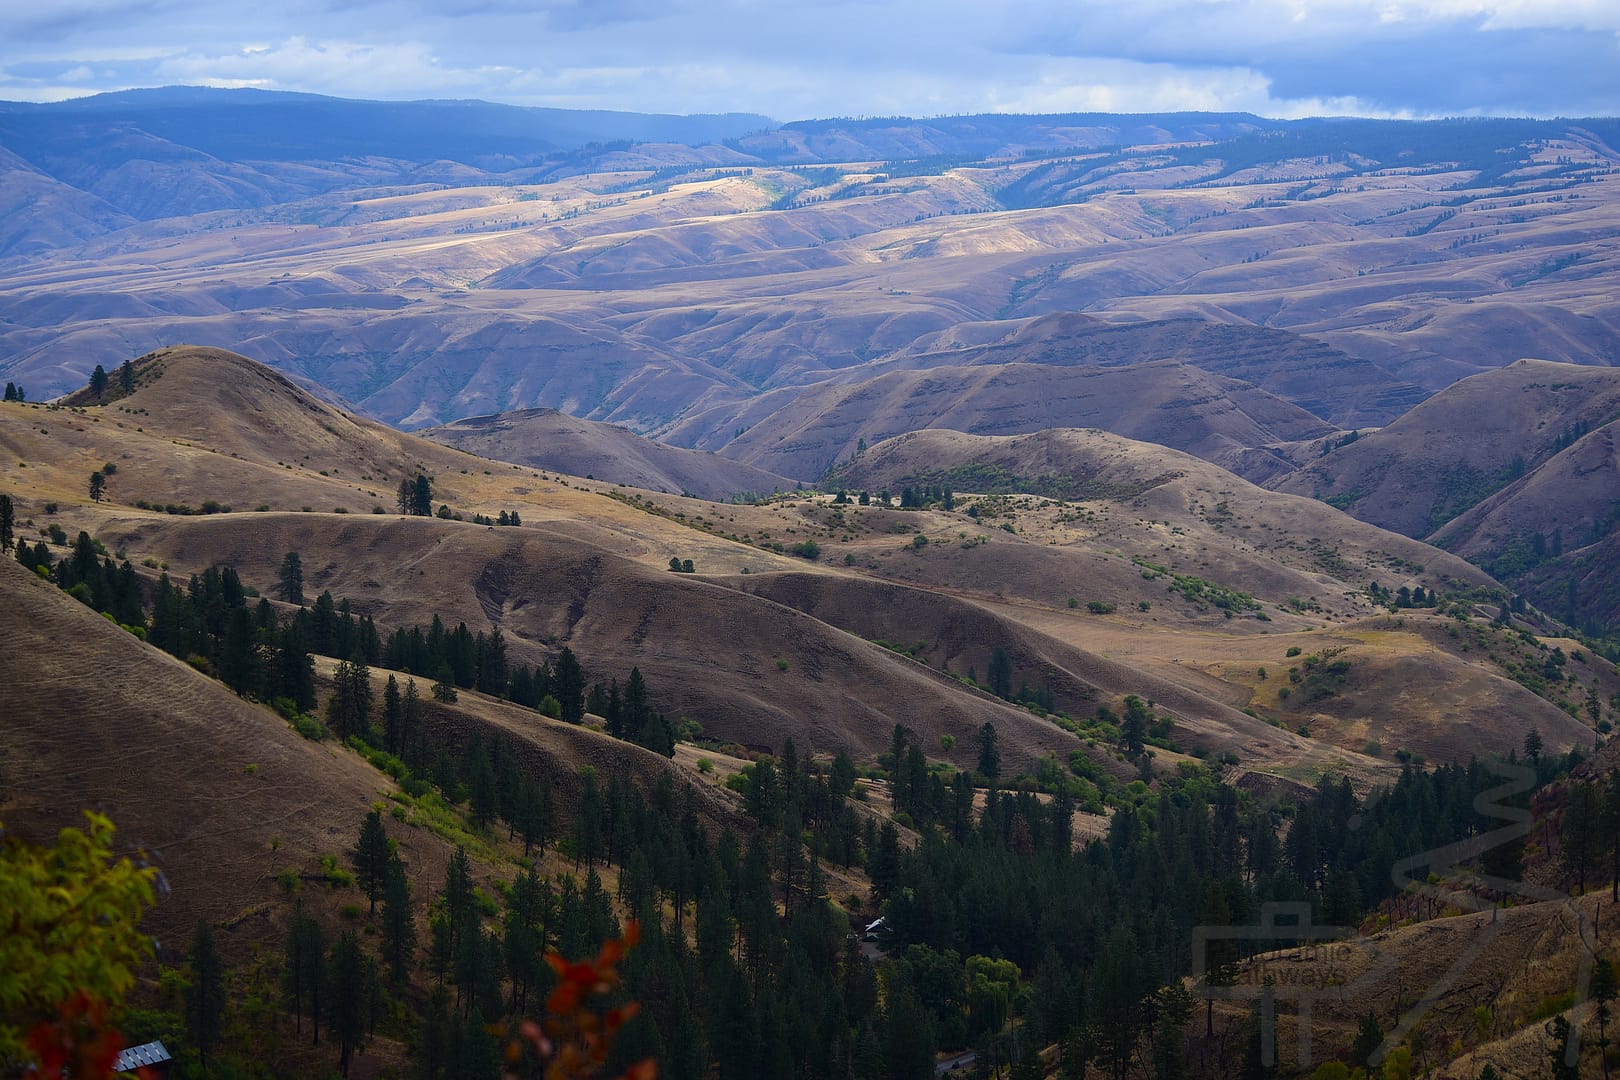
[115,720,1593,1079]
[5,516,1611,1078]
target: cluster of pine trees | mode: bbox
[711,742,1581,1077]
[378,613,676,756]
[17,530,145,629]
[1557,768,1620,898]
[17,527,681,760]
[898,485,953,510]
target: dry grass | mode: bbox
[5,346,1608,786]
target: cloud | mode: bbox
[0,0,1613,118]
[156,38,476,99]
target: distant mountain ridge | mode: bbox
[0,87,774,173]
[3,90,1619,614]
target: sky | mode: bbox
[1,0,1616,121]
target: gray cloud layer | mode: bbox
[2,1,1615,118]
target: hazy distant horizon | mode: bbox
[7,83,1618,127]
[3,2,1615,122]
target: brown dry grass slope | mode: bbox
[4,347,1609,787]
[0,554,391,948]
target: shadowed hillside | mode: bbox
[422,407,797,500]
[663,360,1334,482]
[1276,360,1620,539]
[877,312,1430,428]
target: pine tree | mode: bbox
[276,622,317,712]
[88,471,105,502]
[278,551,304,605]
[1594,957,1617,1080]
[119,358,134,395]
[219,606,257,696]
[0,493,14,554]
[1608,770,1620,903]
[1350,1010,1383,1068]
[443,846,473,928]
[353,810,391,916]
[326,656,374,740]
[327,928,367,1077]
[554,646,585,723]
[429,913,453,986]
[624,666,650,738]
[518,779,552,857]
[477,626,507,696]
[987,647,1013,700]
[575,772,605,869]
[1121,695,1150,757]
[503,864,545,1013]
[1238,995,1277,1079]
[402,678,422,753]
[380,852,416,989]
[1548,1014,1579,1079]
[1562,781,1603,894]
[381,675,402,755]
[883,983,935,1080]
[285,903,325,1043]
[977,722,1000,780]
[89,364,108,400]
[432,663,458,703]
[411,474,433,517]
[185,920,227,1075]
[396,478,412,515]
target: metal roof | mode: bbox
[114,1040,172,1070]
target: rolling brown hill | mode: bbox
[421,407,797,500]
[825,426,1493,594]
[3,346,1610,784]
[1274,359,1620,539]
[0,348,1107,773]
[662,359,1335,482]
[1430,416,1620,564]
[877,311,1429,428]
[0,553,395,950]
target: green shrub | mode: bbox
[319,855,354,888]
